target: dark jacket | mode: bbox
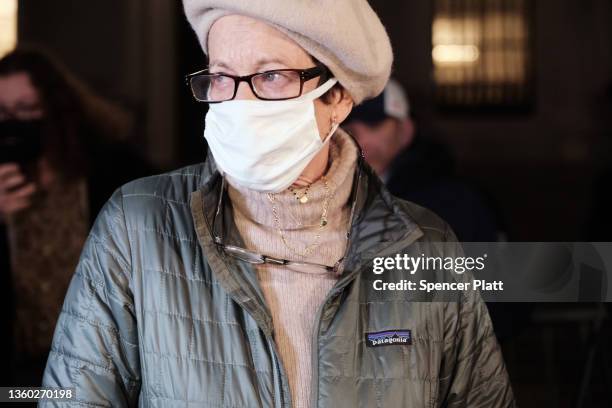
[41,136,515,407]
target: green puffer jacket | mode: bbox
[41,147,515,407]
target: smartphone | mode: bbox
[0,120,44,184]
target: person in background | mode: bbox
[344,79,501,242]
[0,47,152,387]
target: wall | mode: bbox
[370,0,612,240]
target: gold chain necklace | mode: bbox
[288,184,311,204]
[267,178,331,258]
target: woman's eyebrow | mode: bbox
[208,57,292,73]
[253,57,289,71]
[208,61,233,71]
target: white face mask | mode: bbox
[203,78,339,192]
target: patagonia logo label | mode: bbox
[365,329,412,347]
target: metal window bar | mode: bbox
[432,0,533,111]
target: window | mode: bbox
[432,0,533,111]
[0,0,17,58]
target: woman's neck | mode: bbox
[291,143,331,187]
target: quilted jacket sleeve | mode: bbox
[438,226,516,408]
[40,188,141,407]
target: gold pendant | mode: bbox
[320,217,328,226]
[300,196,309,204]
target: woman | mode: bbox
[0,48,150,387]
[42,1,515,407]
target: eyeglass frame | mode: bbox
[185,64,330,103]
[211,141,364,274]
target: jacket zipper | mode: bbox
[308,230,423,408]
[265,332,290,408]
[308,266,362,408]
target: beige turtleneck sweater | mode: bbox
[227,130,358,408]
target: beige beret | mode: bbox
[182,0,393,104]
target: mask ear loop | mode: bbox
[322,115,340,145]
[293,115,339,187]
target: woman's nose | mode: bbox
[234,81,258,100]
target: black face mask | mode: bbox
[0,119,45,166]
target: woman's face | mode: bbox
[207,15,353,140]
[0,72,45,121]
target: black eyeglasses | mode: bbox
[185,65,329,103]
[211,149,364,275]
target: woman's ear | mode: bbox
[333,88,354,124]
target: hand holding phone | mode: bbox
[0,163,37,220]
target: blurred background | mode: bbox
[1,0,611,406]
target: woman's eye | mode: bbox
[212,76,231,87]
[262,72,287,83]
[252,71,302,98]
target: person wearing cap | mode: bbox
[345,79,500,243]
[41,1,515,407]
